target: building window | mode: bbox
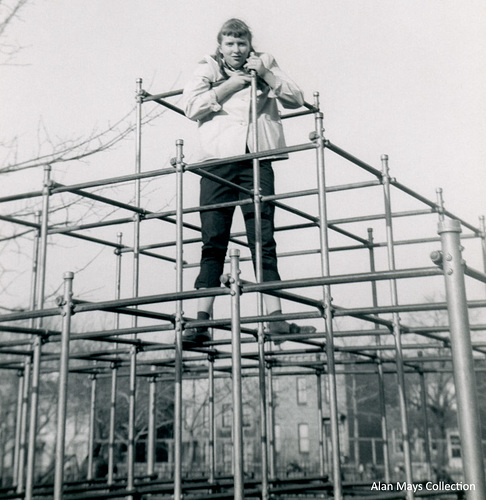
[222,442,232,470]
[322,375,329,404]
[275,424,281,453]
[184,405,194,429]
[222,403,232,428]
[449,433,462,459]
[298,423,310,453]
[242,404,252,427]
[297,377,307,405]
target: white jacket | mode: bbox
[183,53,304,161]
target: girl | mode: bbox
[182,18,314,344]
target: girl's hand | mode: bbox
[244,53,267,77]
[214,73,251,102]
[225,73,252,92]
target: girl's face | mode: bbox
[218,35,251,69]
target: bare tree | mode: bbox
[0,0,29,65]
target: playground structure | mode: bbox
[0,74,485,500]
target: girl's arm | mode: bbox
[246,53,304,109]
[183,59,250,121]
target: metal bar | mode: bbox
[417,354,432,479]
[381,155,414,500]
[266,364,276,480]
[108,232,122,486]
[107,361,118,486]
[53,271,74,500]
[25,165,51,500]
[147,367,157,477]
[230,249,244,500]
[351,374,360,470]
[316,367,325,476]
[437,219,486,499]
[16,357,30,492]
[12,369,24,487]
[480,216,486,280]
[127,78,144,495]
[145,97,184,116]
[208,354,215,484]
[173,139,184,500]
[367,228,391,483]
[142,89,183,101]
[251,69,269,500]
[326,140,482,236]
[313,96,343,499]
[86,373,97,481]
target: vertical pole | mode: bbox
[376,360,390,482]
[86,373,97,481]
[437,219,486,500]
[208,355,216,484]
[313,94,343,499]
[250,69,269,499]
[108,232,123,486]
[229,249,244,500]
[147,368,157,477]
[127,79,144,494]
[53,272,74,500]
[316,369,326,477]
[367,228,391,482]
[127,349,137,492]
[267,364,276,481]
[107,361,118,486]
[25,165,51,500]
[417,353,432,479]
[18,211,40,491]
[351,374,360,471]
[381,155,414,499]
[479,216,486,283]
[12,369,24,487]
[16,357,30,492]
[173,139,185,500]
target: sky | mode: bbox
[1,0,486,319]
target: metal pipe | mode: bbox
[351,374,360,470]
[313,96,343,499]
[126,79,144,494]
[86,373,97,481]
[376,359,390,482]
[53,271,74,500]
[251,69,269,500]
[173,139,185,500]
[16,357,30,492]
[17,211,40,490]
[12,368,24,487]
[229,249,244,500]
[437,219,486,499]
[147,367,157,477]
[381,155,414,499]
[107,361,118,486]
[316,368,325,476]
[480,216,486,279]
[417,353,432,479]
[367,228,391,482]
[126,346,137,492]
[266,364,276,480]
[108,231,123,485]
[208,354,215,484]
[25,165,51,500]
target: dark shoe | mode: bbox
[182,328,211,346]
[268,321,317,345]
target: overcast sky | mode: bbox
[1,0,486,311]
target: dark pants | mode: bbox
[195,160,281,289]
